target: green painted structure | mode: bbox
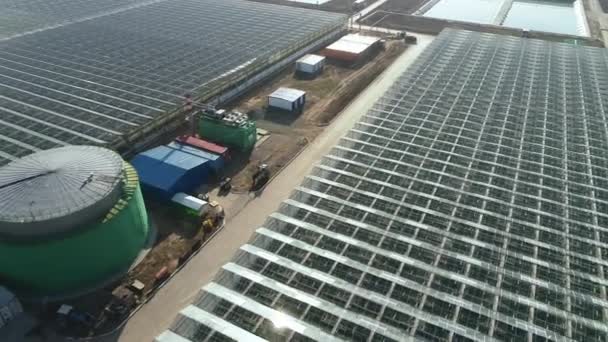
[198,112,257,151]
[0,147,149,298]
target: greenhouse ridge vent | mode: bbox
[158,29,608,342]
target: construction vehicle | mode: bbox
[208,200,225,225]
[251,164,270,192]
[171,193,224,233]
[218,177,232,195]
[200,200,225,239]
[405,35,417,45]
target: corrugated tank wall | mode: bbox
[0,162,149,298]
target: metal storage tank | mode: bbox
[0,146,149,298]
[198,110,257,151]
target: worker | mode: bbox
[201,218,214,240]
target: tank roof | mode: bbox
[0,146,124,238]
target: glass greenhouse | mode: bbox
[161,28,608,341]
[0,0,345,165]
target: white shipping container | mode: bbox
[268,87,306,112]
[171,192,208,215]
[268,97,294,111]
[296,54,325,75]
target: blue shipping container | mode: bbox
[131,144,224,200]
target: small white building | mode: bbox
[322,34,381,62]
[0,287,22,329]
[268,87,306,113]
[295,54,326,77]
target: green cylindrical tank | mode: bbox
[198,110,257,151]
[0,147,149,298]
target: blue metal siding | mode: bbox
[131,144,224,199]
[167,142,224,172]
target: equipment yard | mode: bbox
[223,40,406,192]
[113,33,435,342]
[17,33,408,340]
[4,0,608,340]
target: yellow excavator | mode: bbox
[200,200,225,239]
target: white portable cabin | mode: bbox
[0,287,22,329]
[322,34,381,63]
[295,54,326,76]
[268,87,306,113]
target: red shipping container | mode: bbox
[175,135,229,159]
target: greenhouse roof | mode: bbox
[159,29,608,341]
[0,0,345,166]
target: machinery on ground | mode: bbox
[171,193,225,235]
[251,164,271,192]
[199,201,225,238]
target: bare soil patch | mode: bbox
[227,41,406,191]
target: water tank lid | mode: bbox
[0,146,124,237]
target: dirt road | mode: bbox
[75,33,435,342]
